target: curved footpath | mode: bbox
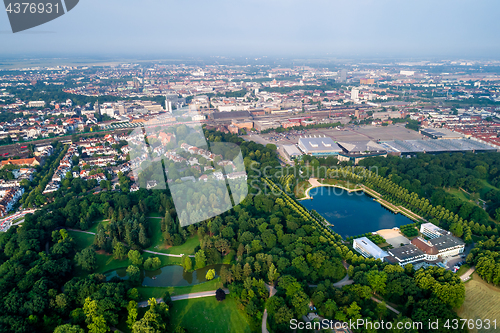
[262,283,277,333]
[67,228,195,257]
[138,288,230,307]
[299,178,362,201]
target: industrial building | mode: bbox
[282,145,303,160]
[231,119,254,131]
[380,138,497,155]
[297,137,342,156]
[254,120,281,132]
[353,237,388,259]
[209,111,252,121]
[336,140,387,164]
[419,128,464,140]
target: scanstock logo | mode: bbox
[4,0,79,33]
[128,109,248,227]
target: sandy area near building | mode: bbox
[376,229,410,248]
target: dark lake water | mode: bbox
[106,263,229,287]
[301,187,413,238]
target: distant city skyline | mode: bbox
[1,0,500,59]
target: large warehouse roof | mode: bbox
[420,128,464,139]
[337,140,386,154]
[381,139,497,154]
[298,137,342,154]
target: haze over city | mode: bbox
[2,0,500,59]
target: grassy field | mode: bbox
[448,188,471,202]
[88,218,109,234]
[143,252,182,266]
[479,179,498,198]
[319,178,360,190]
[68,229,183,276]
[137,277,223,300]
[457,273,500,333]
[147,232,200,255]
[147,216,163,251]
[68,230,94,250]
[456,264,471,276]
[146,214,200,255]
[295,180,312,199]
[168,296,251,333]
[146,212,163,218]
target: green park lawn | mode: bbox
[168,296,251,333]
[295,180,312,199]
[319,178,360,190]
[68,230,94,250]
[479,179,498,198]
[447,188,470,202]
[456,264,470,276]
[146,212,163,218]
[68,229,184,276]
[137,277,223,300]
[146,215,200,255]
[88,218,109,234]
[147,220,200,255]
[457,273,500,333]
[162,236,200,255]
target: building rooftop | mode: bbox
[353,237,388,259]
[210,111,252,120]
[420,128,464,139]
[388,244,425,261]
[283,145,302,157]
[429,235,465,251]
[420,222,449,236]
[337,140,386,155]
[298,137,342,153]
[411,237,439,255]
[381,138,497,154]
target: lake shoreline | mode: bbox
[299,183,363,201]
[300,185,416,238]
[299,179,422,223]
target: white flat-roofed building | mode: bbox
[28,101,46,108]
[420,222,450,239]
[353,237,388,259]
[298,137,342,157]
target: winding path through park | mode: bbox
[67,228,195,257]
[138,289,230,307]
[262,283,277,333]
[370,297,400,314]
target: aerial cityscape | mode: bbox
[2,1,500,333]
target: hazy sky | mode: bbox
[1,0,500,59]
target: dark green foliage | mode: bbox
[400,223,419,237]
